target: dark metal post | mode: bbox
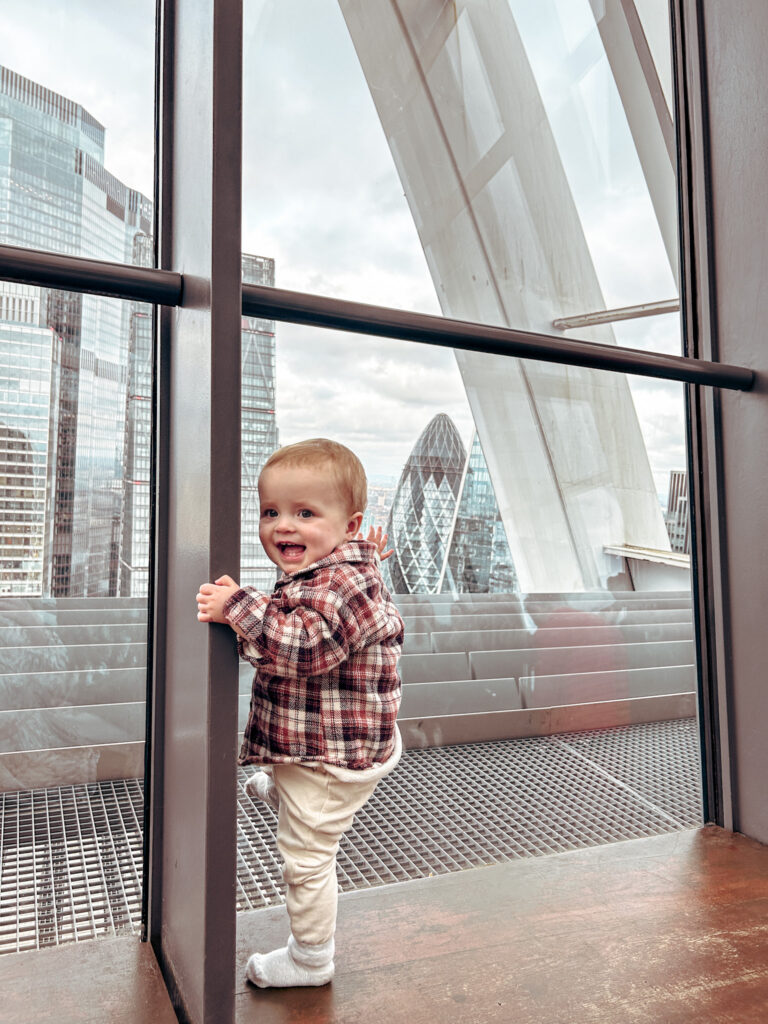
[672,0,768,842]
[147,1,242,1021]
[670,0,732,829]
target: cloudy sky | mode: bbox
[2,0,685,494]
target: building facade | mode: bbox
[665,469,690,554]
[0,310,54,595]
[239,254,278,591]
[0,65,152,596]
[383,413,467,595]
[119,235,153,597]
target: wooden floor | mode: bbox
[235,825,768,1024]
[0,931,177,1024]
[3,825,768,1023]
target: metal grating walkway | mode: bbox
[1,719,702,954]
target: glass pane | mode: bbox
[0,291,152,952]
[244,0,679,353]
[243,0,438,313]
[233,318,700,916]
[0,1,155,955]
[0,2,155,261]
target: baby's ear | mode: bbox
[346,511,364,537]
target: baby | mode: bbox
[196,438,403,988]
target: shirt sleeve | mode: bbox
[223,568,370,679]
[222,586,270,667]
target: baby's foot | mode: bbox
[244,770,279,811]
[245,934,334,989]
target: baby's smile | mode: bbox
[278,542,307,559]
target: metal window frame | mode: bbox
[670,0,733,831]
[669,0,768,843]
[0,241,753,391]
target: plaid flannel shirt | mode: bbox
[225,539,404,771]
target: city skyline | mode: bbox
[0,64,280,597]
[0,65,152,596]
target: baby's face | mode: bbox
[258,463,362,574]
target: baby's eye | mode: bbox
[261,508,278,518]
[298,509,314,519]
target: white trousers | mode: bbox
[270,762,380,946]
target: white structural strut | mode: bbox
[340,0,672,592]
[588,0,679,287]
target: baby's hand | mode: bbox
[196,574,241,623]
[358,525,394,562]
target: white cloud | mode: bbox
[275,324,474,477]
[628,377,687,498]
[0,1,155,196]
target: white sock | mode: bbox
[245,934,335,989]
[244,770,280,811]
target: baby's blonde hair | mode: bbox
[260,438,367,514]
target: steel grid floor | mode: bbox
[1,719,702,954]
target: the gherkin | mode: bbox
[382,414,466,594]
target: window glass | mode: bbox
[0,0,154,954]
[237,6,699,905]
[0,291,152,952]
[244,0,679,353]
[233,318,701,917]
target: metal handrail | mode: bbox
[0,242,754,390]
[241,284,752,391]
[0,243,182,306]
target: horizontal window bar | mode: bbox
[553,298,680,330]
[0,243,182,306]
[242,284,753,392]
[0,243,753,391]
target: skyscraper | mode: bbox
[441,432,517,594]
[0,65,151,596]
[383,413,466,595]
[0,65,279,597]
[119,235,154,597]
[239,254,278,591]
[0,306,54,595]
[665,469,690,555]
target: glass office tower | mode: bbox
[383,413,466,594]
[120,236,154,597]
[240,254,279,591]
[0,65,152,596]
[0,310,54,596]
[665,469,690,554]
[0,66,280,597]
[441,432,517,594]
